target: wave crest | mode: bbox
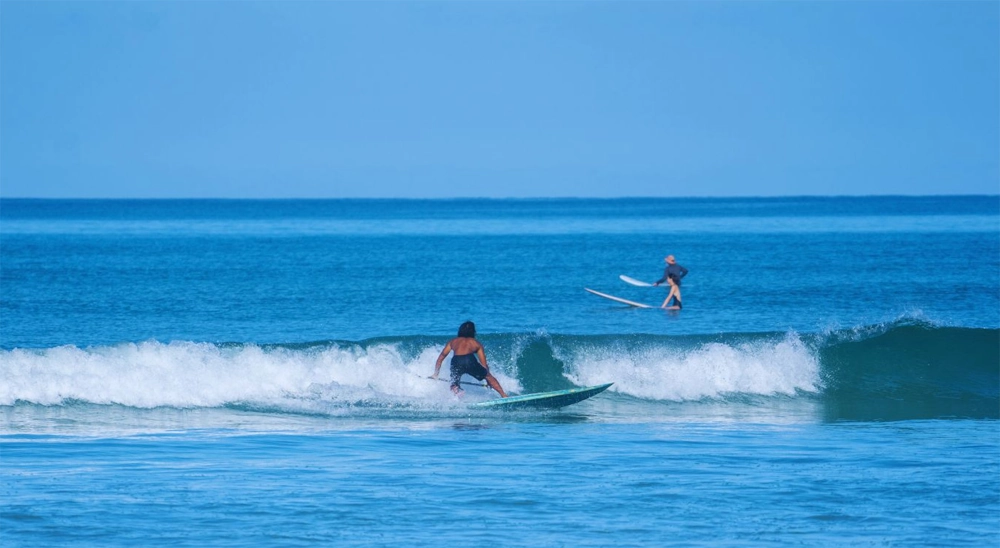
[562,333,820,400]
[2,322,996,421]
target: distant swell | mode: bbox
[1,321,997,420]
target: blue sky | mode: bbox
[1,1,997,198]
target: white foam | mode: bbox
[0,335,815,407]
[0,341,520,408]
[563,333,821,401]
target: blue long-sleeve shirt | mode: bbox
[655,263,688,286]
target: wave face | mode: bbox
[1,322,996,421]
[817,324,999,420]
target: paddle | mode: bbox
[422,375,486,388]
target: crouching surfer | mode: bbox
[432,321,508,398]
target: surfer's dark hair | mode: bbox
[458,321,476,338]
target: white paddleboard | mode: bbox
[620,275,653,287]
[584,288,653,308]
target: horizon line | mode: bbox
[2,194,998,201]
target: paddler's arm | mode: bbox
[653,267,669,286]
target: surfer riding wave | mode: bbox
[432,321,508,397]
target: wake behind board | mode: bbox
[620,275,653,287]
[469,383,613,410]
[584,288,653,308]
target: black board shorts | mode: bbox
[450,353,488,388]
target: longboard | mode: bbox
[584,288,653,308]
[620,275,653,287]
[469,383,613,410]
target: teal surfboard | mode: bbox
[469,383,613,410]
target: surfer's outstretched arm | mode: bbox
[432,342,452,379]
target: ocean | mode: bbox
[2,196,998,546]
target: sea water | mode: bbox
[1,196,998,546]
